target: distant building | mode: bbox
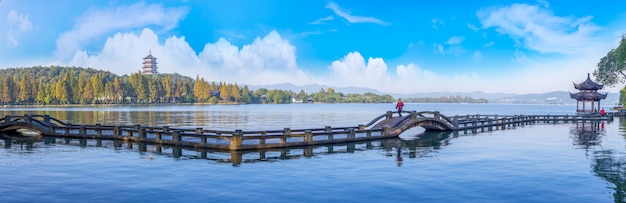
[141,50,158,74]
[570,73,607,113]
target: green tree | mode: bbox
[36,81,46,104]
[18,75,31,104]
[220,82,230,102]
[55,76,70,104]
[2,76,15,105]
[241,85,252,104]
[163,74,173,103]
[83,79,94,104]
[113,77,124,103]
[230,83,241,102]
[594,35,626,86]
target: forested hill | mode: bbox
[0,66,394,105]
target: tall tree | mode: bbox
[18,74,31,104]
[1,76,15,105]
[230,83,241,102]
[241,85,252,104]
[163,74,173,102]
[220,82,230,102]
[594,35,626,86]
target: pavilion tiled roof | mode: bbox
[573,73,604,90]
[569,92,608,101]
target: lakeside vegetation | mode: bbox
[0,66,394,105]
[594,35,626,107]
[402,96,488,103]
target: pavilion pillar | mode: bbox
[583,100,585,112]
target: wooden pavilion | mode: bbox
[570,73,607,114]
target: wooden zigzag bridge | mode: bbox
[0,111,614,151]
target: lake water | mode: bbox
[0,103,623,203]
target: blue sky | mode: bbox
[1,0,625,94]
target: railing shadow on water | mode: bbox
[574,119,626,203]
[0,128,464,166]
[0,121,556,167]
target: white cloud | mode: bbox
[445,36,465,45]
[513,50,526,62]
[467,23,479,31]
[67,29,316,87]
[393,63,487,94]
[473,50,482,62]
[310,16,334,25]
[433,43,444,54]
[6,10,32,46]
[56,2,188,60]
[326,2,388,25]
[477,3,599,54]
[60,29,616,95]
[432,18,444,29]
[483,41,495,47]
[327,52,390,89]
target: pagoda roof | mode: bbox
[569,92,607,101]
[143,54,156,59]
[573,73,603,90]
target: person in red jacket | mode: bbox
[601,108,605,116]
[395,98,404,117]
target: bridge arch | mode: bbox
[366,111,457,136]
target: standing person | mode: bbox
[395,98,404,117]
[601,108,605,116]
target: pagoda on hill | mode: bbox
[141,50,159,74]
[570,73,607,114]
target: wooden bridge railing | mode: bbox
[0,112,615,151]
[0,114,393,151]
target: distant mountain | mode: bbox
[491,91,619,105]
[246,83,620,105]
[247,83,384,94]
[393,91,518,100]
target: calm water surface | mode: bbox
[0,103,624,203]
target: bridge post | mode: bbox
[434,111,440,120]
[79,125,86,135]
[113,126,119,137]
[65,123,71,135]
[48,124,54,134]
[325,126,333,141]
[260,132,267,145]
[96,124,102,136]
[25,114,32,125]
[159,126,168,141]
[382,127,389,136]
[4,115,9,124]
[282,128,290,144]
[358,124,365,130]
[173,130,182,142]
[348,128,356,139]
[386,111,393,119]
[138,127,145,140]
[230,130,243,150]
[197,128,206,144]
[44,115,50,124]
[304,130,312,143]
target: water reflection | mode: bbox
[570,120,626,203]
[569,121,605,149]
[0,130,456,167]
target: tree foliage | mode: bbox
[594,35,626,87]
[0,66,396,105]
